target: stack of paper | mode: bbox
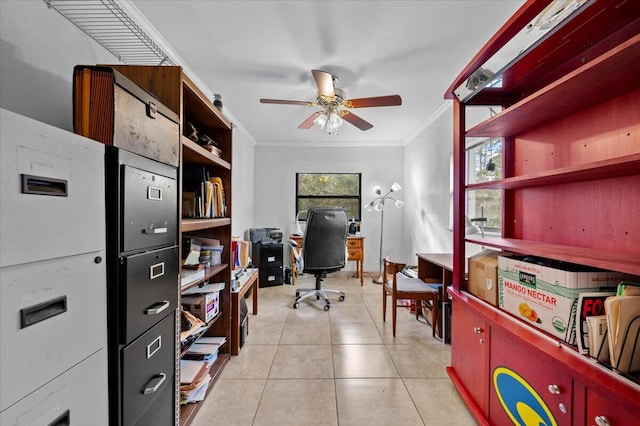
[183,336,226,362]
[585,315,609,362]
[605,295,640,374]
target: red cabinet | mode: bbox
[450,298,489,418]
[445,1,640,424]
[489,328,572,425]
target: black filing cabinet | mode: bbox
[253,242,284,287]
[106,147,179,426]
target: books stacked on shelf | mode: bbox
[182,166,226,219]
[180,359,212,404]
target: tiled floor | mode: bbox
[191,273,476,425]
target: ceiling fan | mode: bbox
[259,69,402,133]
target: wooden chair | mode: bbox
[382,256,441,337]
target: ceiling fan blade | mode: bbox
[260,98,315,106]
[341,111,373,131]
[311,70,335,98]
[298,111,322,129]
[344,95,402,108]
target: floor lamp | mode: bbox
[364,183,404,284]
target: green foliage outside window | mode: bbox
[296,173,361,220]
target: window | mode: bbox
[466,138,502,233]
[296,173,361,220]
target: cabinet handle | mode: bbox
[142,372,166,395]
[548,384,561,395]
[20,296,67,329]
[143,227,167,234]
[594,416,611,426]
[473,327,482,334]
[21,174,68,197]
[144,300,170,315]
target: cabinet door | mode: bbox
[584,388,639,426]
[490,329,573,425]
[451,299,489,417]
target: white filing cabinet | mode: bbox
[0,109,108,424]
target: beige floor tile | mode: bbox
[190,379,265,426]
[280,321,331,344]
[376,318,437,345]
[333,344,399,378]
[335,378,424,425]
[386,344,450,378]
[330,321,383,344]
[268,344,334,378]
[253,379,338,426]
[405,378,477,425]
[286,306,332,322]
[329,305,374,323]
[219,344,277,379]
[244,319,285,345]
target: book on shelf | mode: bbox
[182,166,227,219]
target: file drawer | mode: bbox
[135,384,175,426]
[0,251,106,411]
[121,312,175,426]
[0,349,108,425]
[259,264,284,288]
[109,148,178,254]
[0,109,105,267]
[121,246,179,344]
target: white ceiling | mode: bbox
[131,0,524,146]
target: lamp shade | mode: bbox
[390,182,402,192]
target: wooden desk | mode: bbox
[416,253,455,340]
[230,268,258,355]
[289,235,365,285]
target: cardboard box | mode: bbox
[468,249,512,306]
[497,255,628,345]
[181,291,220,323]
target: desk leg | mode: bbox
[231,293,240,356]
[252,281,259,315]
[359,260,363,285]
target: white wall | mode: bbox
[403,104,454,262]
[0,1,118,130]
[231,126,256,238]
[253,144,404,273]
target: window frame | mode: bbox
[295,172,362,221]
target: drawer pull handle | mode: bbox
[147,186,162,200]
[21,296,67,329]
[47,409,70,426]
[144,300,170,315]
[473,327,482,334]
[594,416,611,426]
[144,227,167,234]
[21,174,68,197]
[142,372,166,395]
[149,261,165,279]
[146,335,162,358]
[548,384,560,395]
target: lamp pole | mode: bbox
[364,183,404,284]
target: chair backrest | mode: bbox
[383,256,407,291]
[302,207,348,273]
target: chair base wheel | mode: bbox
[339,295,345,302]
[293,302,299,309]
[324,304,330,311]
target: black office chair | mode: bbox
[293,207,347,311]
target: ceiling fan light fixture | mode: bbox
[313,113,328,129]
[326,111,343,133]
